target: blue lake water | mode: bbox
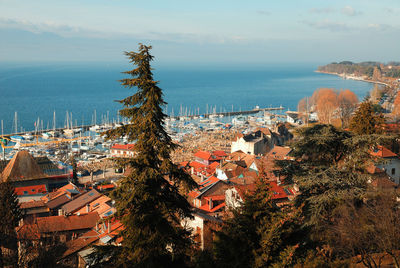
[0,62,373,134]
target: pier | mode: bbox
[170,106,285,120]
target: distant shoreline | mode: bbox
[315,70,388,86]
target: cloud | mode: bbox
[0,17,106,38]
[256,10,271,16]
[366,23,394,32]
[301,20,351,32]
[309,7,336,14]
[341,6,362,16]
[384,7,400,14]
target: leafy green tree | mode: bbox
[281,125,378,240]
[100,44,196,267]
[349,101,384,135]
[0,181,21,267]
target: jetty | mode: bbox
[170,106,284,120]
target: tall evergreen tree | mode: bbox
[0,181,21,267]
[102,44,196,267]
[349,101,384,135]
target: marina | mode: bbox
[0,106,287,162]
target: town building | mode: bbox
[231,128,277,155]
[0,151,71,201]
[110,144,135,158]
[370,145,400,184]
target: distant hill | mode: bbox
[317,61,400,79]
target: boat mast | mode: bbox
[1,120,4,160]
[14,111,18,134]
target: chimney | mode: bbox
[191,167,194,175]
[58,209,63,216]
[96,222,99,231]
[86,204,90,213]
[209,197,213,210]
[108,220,111,233]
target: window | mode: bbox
[392,168,396,175]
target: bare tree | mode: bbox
[82,161,101,184]
[329,193,400,268]
[100,159,114,179]
[337,89,358,128]
[315,88,338,124]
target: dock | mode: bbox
[170,106,284,120]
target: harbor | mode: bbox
[0,106,287,162]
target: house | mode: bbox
[0,151,71,196]
[182,211,222,251]
[215,162,245,181]
[266,145,293,161]
[193,150,225,166]
[15,184,48,202]
[110,144,135,158]
[17,212,100,243]
[19,200,49,220]
[60,189,102,215]
[227,150,256,168]
[370,146,400,184]
[59,219,124,267]
[231,128,277,155]
[286,111,301,124]
[188,176,228,216]
[225,181,292,210]
[74,195,115,218]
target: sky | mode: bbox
[0,0,399,65]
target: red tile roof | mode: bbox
[267,146,292,160]
[111,144,135,150]
[370,145,398,158]
[61,189,102,214]
[17,212,100,239]
[36,212,99,233]
[190,161,206,170]
[194,151,213,161]
[62,220,124,259]
[199,202,226,213]
[188,176,220,199]
[235,181,289,201]
[213,150,227,158]
[19,200,46,209]
[15,184,47,196]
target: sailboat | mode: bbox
[63,111,74,137]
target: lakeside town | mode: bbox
[2,55,400,267]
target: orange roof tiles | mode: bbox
[267,146,292,160]
[199,202,226,213]
[111,144,135,150]
[19,200,46,209]
[188,176,220,199]
[370,145,398,158]
[190,161,206,170]
[75,195,114,218]
[235,181,289,201]
[17,212,100,239]
[42,182,80,202]
[15,184,47,196]
[194,151,213,161]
